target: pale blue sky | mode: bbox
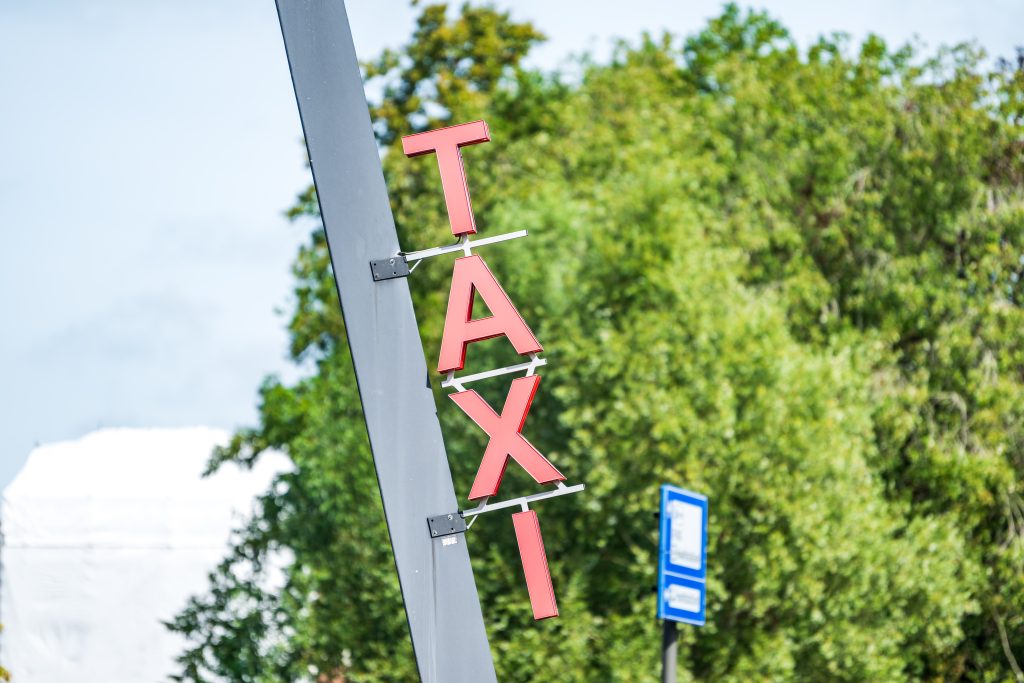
[1,0,1021,490]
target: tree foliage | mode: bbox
[169,4,1024,681]
[0,624,9,681]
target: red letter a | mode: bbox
[437,255,542,374]
[450,375,565,500]
[402,120,490,237]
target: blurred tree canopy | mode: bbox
[168,3,1024,681]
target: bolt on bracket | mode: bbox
[370,255,410,281]
[427,512,467,538]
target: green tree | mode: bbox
[169,4,1024,681]
[1,624,10,681]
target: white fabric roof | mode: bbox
[1,427,290,682]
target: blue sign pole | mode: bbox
[657,485,708,682]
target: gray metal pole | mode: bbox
[273,2,497,681]
[662,620,678,682]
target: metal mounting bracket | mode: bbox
[461,482,585,519]
[370,255,410,281]
[427,512,467,538]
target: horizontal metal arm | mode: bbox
[442,356,547,391]
[403,230,528,262]
[461,482,586,518]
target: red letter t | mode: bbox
[402,120,490,237]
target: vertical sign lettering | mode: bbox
[403,120,584,620]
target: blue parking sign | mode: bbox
[657,485,708,625]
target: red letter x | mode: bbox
[402,120,490,237]
[450,375,565,500]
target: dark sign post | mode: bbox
[657,485,709,682]
[273,2,497,681]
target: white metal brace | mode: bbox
[442,353,546,392]
[461,481,586,519]
[403,230,528,264]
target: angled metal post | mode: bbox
[273,2,497,681]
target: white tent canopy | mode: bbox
[1,427,289,682]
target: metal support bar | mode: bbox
[403,229,528,263]
[461,483,586,519]
[442,356,547,391]
[371,230,528,282]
